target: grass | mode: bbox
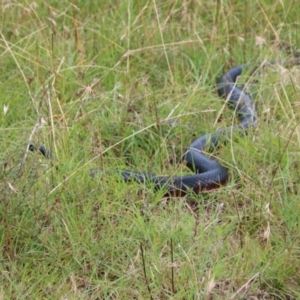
[1,0,300,299]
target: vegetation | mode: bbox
[1,0,300,299]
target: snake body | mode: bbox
[95,65,257,196]
[29,59,300,196]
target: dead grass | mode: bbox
[1,0,300,299]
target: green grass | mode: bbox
[1,0,300,299]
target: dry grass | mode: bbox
[1,0,300,299]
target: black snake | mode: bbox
[29,59,300,196]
